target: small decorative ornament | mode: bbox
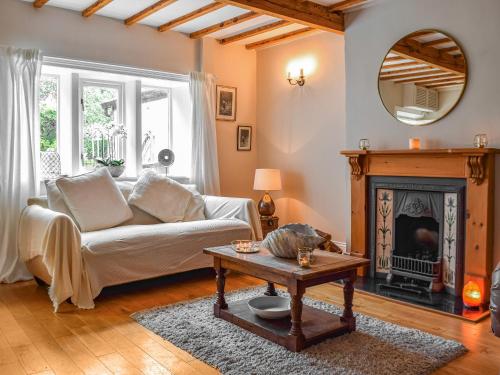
[231,240,259,254]
[359,139,370,150]
[462,280,482,308]
[473,134,488,148]
[297,247,313,268]
[409,138,421,150]
[262,223,323,258]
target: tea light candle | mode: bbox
[409,138,421,150]
[299,255,310,268]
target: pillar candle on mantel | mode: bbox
[409,138,421,150]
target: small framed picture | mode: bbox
[216,85,237,121]
[237,126,252,151]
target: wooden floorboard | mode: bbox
[0,271,498,374]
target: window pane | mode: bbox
[39,75,58,152]
[81,85,125,169]
[141,87,170,171]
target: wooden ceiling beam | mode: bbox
[125,0,177,26]
[394,74,459,85]
[383,56,405,62]
[381,61,427,70]
[422,37,452,47]
[380,69,447,81]
[329,0,366,12]
[409,30,437,39]
[190,11,261,39]
[392,39,466,75]
[425,82,464,89]
[425,79,465,86]
[440,46,461,54]
[246,27,317,49]
[82,0,114,17]
[379,66,437,77]
[218,19,291,44]
[33,0,49,8]
[217,0,344,33]
[158,2,225,32]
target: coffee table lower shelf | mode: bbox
[216,298,351,351]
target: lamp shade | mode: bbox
[253,169,282,191]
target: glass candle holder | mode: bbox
[409,138,421,150]
[473,134,488,148]
[297,247,313,268]
[359,139,370,150]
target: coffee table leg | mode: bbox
[214,260,227,317]
[264,282,277,296]
[287,284,305,352]
[341,269,356,332]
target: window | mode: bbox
[80,81,124,169]
[141,86,171,169]
[37,60,191,180]
[39,75,59,152]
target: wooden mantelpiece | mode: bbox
[341,148,499,304]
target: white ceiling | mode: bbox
[21,0,354,45]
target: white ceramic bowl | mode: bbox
[247,296,291,319]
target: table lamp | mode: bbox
[253,169,282,217]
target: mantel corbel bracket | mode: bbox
[467,154,485,185]
[348,155,365,179]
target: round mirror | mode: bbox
[378,30,467,126]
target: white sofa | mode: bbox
[18,181,262,311]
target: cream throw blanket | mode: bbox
[18,205,94,311]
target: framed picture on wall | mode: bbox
[216,85,237,121]
[237,125,252,151]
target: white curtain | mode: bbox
[0,47,42,283]
[189,72,221,196]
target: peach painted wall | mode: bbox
[256,32,347,244]
[202,38,258,199]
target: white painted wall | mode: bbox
[345,0,500,268]
[0,0,198,74]
[256,32,346,243]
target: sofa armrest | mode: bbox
[204,196,263,240]
[18,205,93,311]
[18,205,81,262]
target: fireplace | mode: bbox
[369,177,465,298]
[341,148,497,321]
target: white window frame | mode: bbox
[78,78,126,170]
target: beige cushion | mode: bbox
[128,170,193,223]
[56,168,133,232]
[45,180,74,217]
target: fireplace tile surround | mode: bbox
[341,148,498,319]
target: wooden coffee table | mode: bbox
[203,246,370,352]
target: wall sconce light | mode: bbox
[287,68,305,86]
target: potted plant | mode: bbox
[96,157,126,178]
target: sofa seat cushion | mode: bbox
[80,219,252,295]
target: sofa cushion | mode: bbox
[56,168,133,232]
[128,170,193,223]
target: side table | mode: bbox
[260,216,279,238]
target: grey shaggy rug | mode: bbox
[132,287,467,375]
